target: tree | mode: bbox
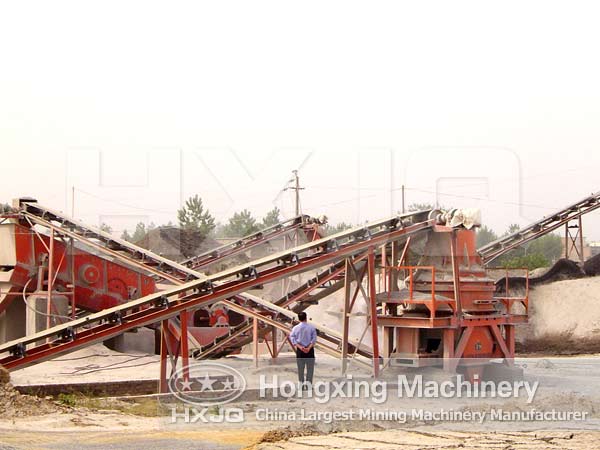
[324,222,353,236]
[406,203,448,213]
[495,223,563,268]
[131,222,147,243]
[407,203,434,212]
[505,223,521,235]
[261,207,281,228]
[120,229,132,242]
[501,253,549,270]
[476,225,498,248]
[177,195,215,236]
[99,223,113,234]
[222,209,259,237]
[527,234,563,262]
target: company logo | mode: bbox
[168,362,247,406]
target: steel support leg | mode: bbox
[341,259,351,374]
[180,310,190,382]
[47,228,55,332]
[443,328,455,372]
[253,317,259,368]
[159,319,169,393]
[271,326,278,359]
[505,324,515,364]
[368,247,380,377]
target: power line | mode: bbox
[306,184,556,211]
[74,188,177,215]
[402,187,557,210]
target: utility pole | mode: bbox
[285,170,305,217]
[401,184,405,214]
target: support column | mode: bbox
[159,320,169,393]
[382,326,393,359]
[368,247,380,377]
[450,231,462,317]
[70,237,76,320]
[253,317,259,368]
[505,325,515,362]
[578,216,585,264]
[341,258,351,375]
[46,228,55,332]
[180,310,190,383]
[565,218,586,263]
[443,328,455,372]
[271,326,278,359]
[565,222,569,259]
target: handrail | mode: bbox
[382,265,441,318]
[494,268,529,315]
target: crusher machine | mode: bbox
[376,217,528,379]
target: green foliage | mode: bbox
[221,209,259,237]
[476,225,498,247]
[500,253,549,270]
[177,195,216,236]
[324,222,353,236]
[99,223,112,234]
[407,203,434,212]
[495,223,562,268]
[505,223,521,235]
[131,222,147,243]
[261,207,281,228]
[57,393,78,406]
[527,234,563,262]
[120,229,132,242]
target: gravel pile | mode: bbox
[0,365,67,418]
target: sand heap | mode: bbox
[517,276,600,353]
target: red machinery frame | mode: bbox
[10,190,584,388]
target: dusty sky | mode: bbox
[1,2,599,240]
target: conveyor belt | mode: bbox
[0,209,434,370]
[477,191,600,264]
[19,200,201,284]
[181,215,315,271]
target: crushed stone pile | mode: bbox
[584,253,600,276]
[495,258,585,294]
[0,365,67,418]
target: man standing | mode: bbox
[289,312,317,390]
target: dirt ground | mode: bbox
[1,411,599,450]
[4,352,600,449]
[251,429,600,450]
[4,274,600,449]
